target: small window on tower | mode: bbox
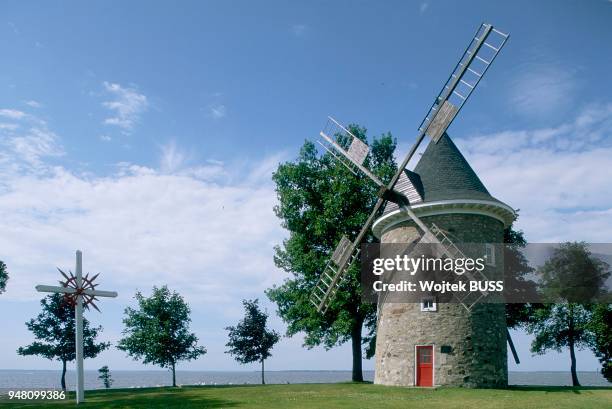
[485,244,496,266]
[421,297,437,312]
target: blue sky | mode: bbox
[1,0,612,377]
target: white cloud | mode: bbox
[419,2,429,14]
[165,157,228,181]
[0,137,287,308]
[209,103,226,119]
[7,21,19,35]
[102,82,148,132]
[455,103,612,242]
[24,100,41,108]
[0,109,27,120]
[159,140,187,173]
[509,62,576,118]
[7,127,63,166]
[0,123,19,131]
[0,108,63,170]
[291,24,307,37]
[99,134,112,142]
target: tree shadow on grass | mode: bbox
[1,387,240,409]
[90,387,242,408]
[507,385,612,395]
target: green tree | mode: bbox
[266,127,396,381]
[503,224,542,329]
[118,286,206,387]
[528,303,592,386]
[588,303,612,382]
[17,294,110,390]
[98,365,113,389]
[526,242,610,386]
[0,260,8,294]
[225,299,280,384]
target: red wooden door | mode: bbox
[416,346,433,387]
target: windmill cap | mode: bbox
[373,133,515,238]
[414,133,495,202]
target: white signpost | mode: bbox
[35,250,117,404]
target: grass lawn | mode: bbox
[2,383,611,409]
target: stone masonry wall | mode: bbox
[374,213,508,387]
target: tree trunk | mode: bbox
[351,318,364,382]
[569,340,580,387]
[261,359,265,385]
[568,304,580,387]
[61,360,67,391]
[171,361,176,387]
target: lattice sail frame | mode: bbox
[310,23,509,314]
[310,235,359,314]
[318,117,384,186]
[418,23,509,142]
[422,224,491,308]
[57,268,102,312]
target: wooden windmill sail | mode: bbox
[311,23,509,314]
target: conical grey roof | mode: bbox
[412,133,495,203]
[376,133,515,234]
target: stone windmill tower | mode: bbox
[371,133,515,387]
[308,23,517,387]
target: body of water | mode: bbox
[0,370,609,392]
